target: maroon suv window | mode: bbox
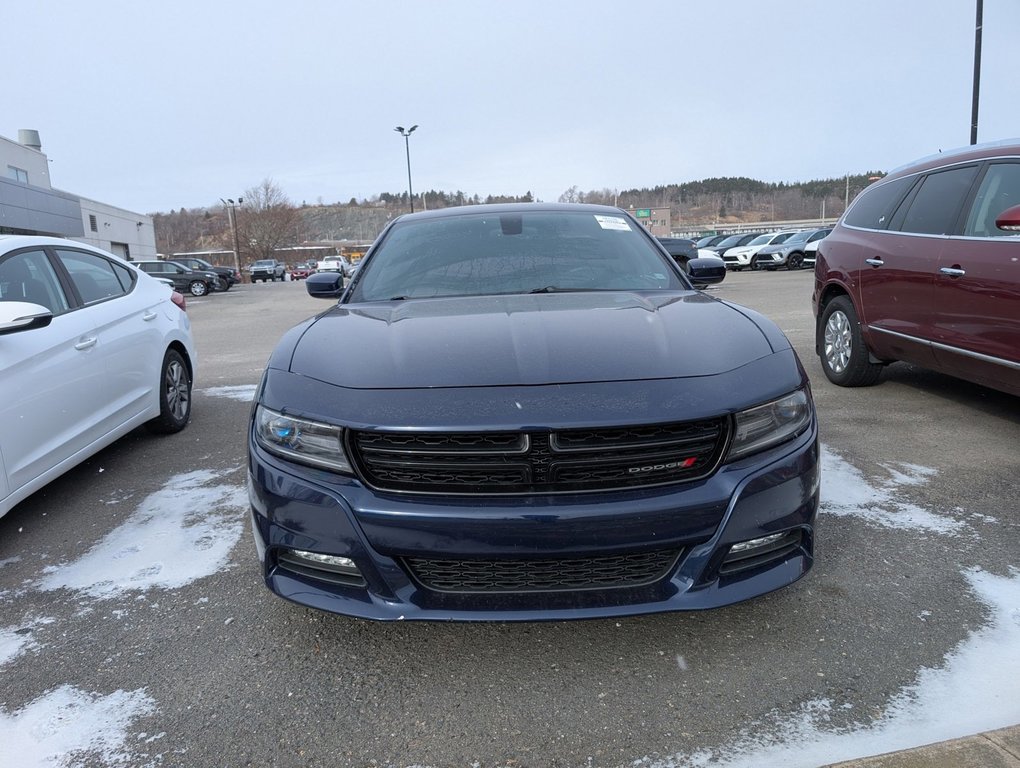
[963,162,1020,237]
[895,166,979,235]
[844,176,913,230]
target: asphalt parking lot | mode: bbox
[1,272,1018,768]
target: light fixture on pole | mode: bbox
[220,197,244,278]
[394,125,418,213]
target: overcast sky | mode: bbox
[7,0,1019,215]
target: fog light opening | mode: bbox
[276,549,366,586]
[719,530,802,576]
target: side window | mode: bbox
[963,162,1020,237]
[895,166,979,235]
[54,249,130,305]
[0,250,70,313]
[843,176,914,230]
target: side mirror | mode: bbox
[994,204,1020,232]
[0,301,53,336]
[686,256,726,287]
[306,271,345,299]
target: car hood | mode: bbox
[286,292,778,389]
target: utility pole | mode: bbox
[971,0,983,145]
[221,197,243,278]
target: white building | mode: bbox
[1,129,156,259]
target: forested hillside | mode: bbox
[152,173,883,258]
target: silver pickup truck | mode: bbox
[249,259,286,282]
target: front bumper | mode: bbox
[248,419,819,621]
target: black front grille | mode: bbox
[349,418,728,495]
[404,549,683,593]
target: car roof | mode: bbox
[885,138,1020,180]
[0,235,130,261]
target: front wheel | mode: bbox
[787,253,803,270]
[818,296,883,387]
[750,255,761,271]
[146,348,192,433]
[189,280,208,297]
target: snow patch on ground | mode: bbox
[0,685,155,768]
[199,384,257,402]
[632,568,1020,768]
[0,617,54,667]
[36,470,246,599]
[819,445,963,534]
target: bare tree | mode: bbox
[558,186,582,204]
[235,179,300,263]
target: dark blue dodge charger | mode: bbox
[248,204,819,621]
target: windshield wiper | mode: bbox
[527,286,590,294]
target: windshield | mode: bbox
[717,235,744,247]
[254,260,274,267]
[748,234,772,246]
[786,230,812,243]
[772,232,796,244]
[350,210,686,301]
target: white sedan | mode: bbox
[0,236,197,519]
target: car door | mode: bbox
[53,247,164,438]
[0,247,94,497]
[858,165,979,366]
[931,161,1020,391]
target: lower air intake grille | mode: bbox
[403,549,683,594]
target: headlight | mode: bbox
[726,390,812,461]
[254,405,353,474]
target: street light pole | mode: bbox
[971,0,983,145]
[220,197,244,278]
[394,125,418,213]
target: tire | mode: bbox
[787,253,804,270]
[189,280,208,297]
[146,348,192,434]
[818,296,883,387]
[750,255,761,271]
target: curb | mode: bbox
[822,725,1020,767]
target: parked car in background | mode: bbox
[656,237,698,272]
[289,262,316,280]
[171,256,240,291]
[135,259,218,296]
[317,254,356,277]
[695,234,728,248]
[813,139,1020,396]
[248,203,816,621]
[250,259,286,282]
[724,231,787,271]
[704,232,760,258]
[0,236,196,519]
[800,229,833,270]
[755,228,831,270]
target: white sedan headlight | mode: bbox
[254,405,353,473]
[726,390,812,461]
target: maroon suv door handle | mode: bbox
[939,266,967,277]
[865,258,884,267]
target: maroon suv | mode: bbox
[813,140,1020,397]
